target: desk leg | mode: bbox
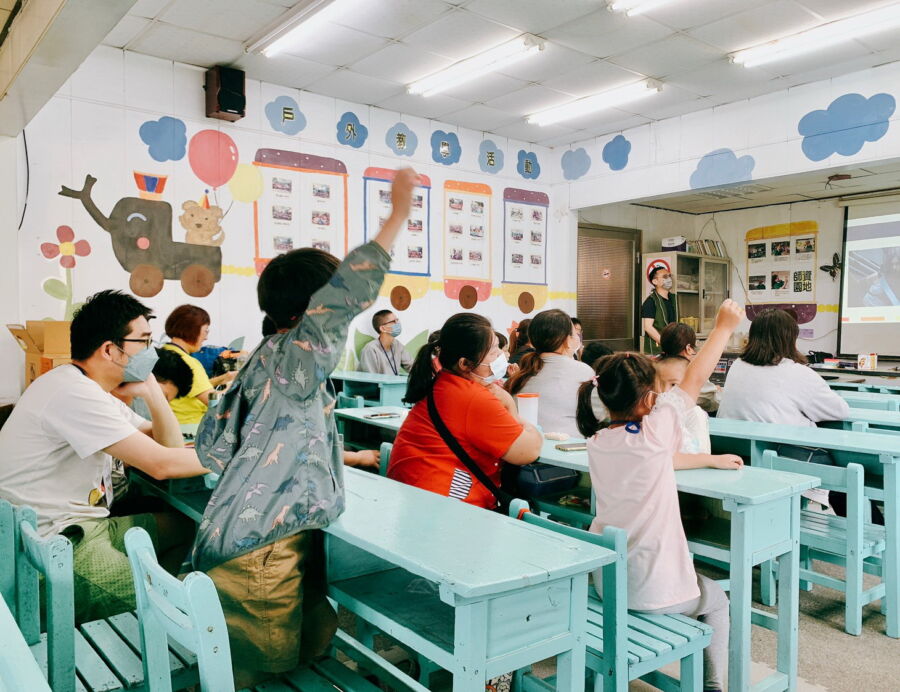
[753,440,778,608]
[729,506,753,692]
[775,495,800,689]
[884,455,899,638]
[453,601,488,692]
[555,576,587,692]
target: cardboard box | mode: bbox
[7,321,71,387]
[858,353,878,371]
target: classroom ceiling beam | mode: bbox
[0,0,135,137]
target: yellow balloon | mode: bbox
[228,163,263,203]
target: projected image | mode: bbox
[848,245,900,307]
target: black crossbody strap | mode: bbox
[426,388,508,506]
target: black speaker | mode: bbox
[205,66,245,122]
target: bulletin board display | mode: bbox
[442,180,493,302]
[252,148,349,275]
[502,187,548,286]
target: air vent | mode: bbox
[695,184,774,199]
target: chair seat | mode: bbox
[800,509,886,558]
[239,656,384,692]
[585,594,712,669]
[532,487,592,528]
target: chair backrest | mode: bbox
[0,500,15,610]
[379,442,393,477]
[13,504,75,692]
[845,397,900,412]
[508,499,628,673]
[124,527,235,692]
[337,393,366,409]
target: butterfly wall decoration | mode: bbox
[820,252,842,280]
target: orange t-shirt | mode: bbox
[388,372,524,509]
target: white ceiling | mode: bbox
[631,158,900,213]
[102,0,900,147]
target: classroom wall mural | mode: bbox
[16,46,567,367]
[798,92,896,162]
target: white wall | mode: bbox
[0,135,22,401]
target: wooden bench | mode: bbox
[0,499,200,692]
[508,500,711,692]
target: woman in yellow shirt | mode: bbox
[162,305,235,424]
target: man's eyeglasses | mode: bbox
[119,337,153,349]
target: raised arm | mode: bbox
[681,300,744,402]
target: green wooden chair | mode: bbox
[509,499,712,692]
[378,442,392,477]
[758,450,888,636]
[4,500,199,692]
[123,526,402,692]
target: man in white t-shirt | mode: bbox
[0,290,207,623]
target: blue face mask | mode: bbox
[388,321,402,338]
[120,346,159,383]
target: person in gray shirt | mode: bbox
[359,309,412,375]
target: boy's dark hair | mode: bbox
[507,309,573,395]
[576,352,657,437]
[70,290,154,361]
[659,322,696,359]
[405,313,494,404]
[152,347,193,398]
[494,330,508,351]
[571,316,582,327]
[261,315,278,337]
[257,248,340,330]
[741,309,806,366]
[508,318,532,354]
[165,305,210,343]
[372,309,394,332]
[648,266,666,283]
[580,341,613,367]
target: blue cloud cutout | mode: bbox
[602,135,631,171]
[430,130,461,165]
[139,116,186,162]
[478,139,505,174]
[265,95,306,135]
[689,148,755,189]
[336,112,368,148]
[562,147,592,180]
[517,150,541,180]
[386,122,418,156]
[798,92,896,162]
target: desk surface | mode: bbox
[335,405,408,431]
[331,370,409,385]
[841,409,900,427]
[328,469,614,599]
[837,390,900,402]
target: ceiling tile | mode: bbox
[302,69,404,104]
[103,15,152,49]
[350,43,453,84]
[626,85,705,117]
[403,10,520,61]
[645,95,715,121]
[543,11,672,59]
[233,53,336,90]
[464,0,602,34]
[687,0,820,53]
[607,34,723,78]
[640,0,766,31]
[485,84,571,116]
[771,47,881,86]
[442,104,517,131]
[541,59,646,97]
[435,72,528,103]
[492,120,577,144]
[280,22,390,66]
[130,23,244,67]
[497,42,596,84]
[666,59,778,98]
[538,130,591,147]
[130,0,171,19]
[332,0,452,39]
[375,90,470,120]
[795,0,896,21]
[556,108,649,134]
[160,0,286,42]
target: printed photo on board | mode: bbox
[795,237,815,254]
[771,271,788,290]
[408,219,423,232]
[512,253,524,265]
[272,205,292,222]
[471,200,484,215]
[510,207,524,221]
[378,189,392,204]
[530,255,542,266]
[272,177,292,193]
[748,243,766,259]
[312,183,330,199]
[311,211,331,226]
[449,224,462,235]
[449,197,464,211]
[749,275,766,291]
[470,225,484,239]
[531,231,543,244]
[469,250,482,262]
[450,248,463,261]
[274,236,294,252]
[510,230,524,242]
[408,246,423,259]
[532,209,543,223]
[412,194,423,209]
[771,241,790,257]
[312,240,331,252]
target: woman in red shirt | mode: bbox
[388,313,543,509]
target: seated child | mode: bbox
[192,167,418,687]
[658,322,720,413]
[575,299,745,692]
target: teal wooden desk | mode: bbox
[331,371,408,407]
[829,381,900,395]
[820,409,900,434]
[708,417,900,638]
[836,390,900,412]
[0,593,51,692]
[536,442,817,692]
[334,405,408,432]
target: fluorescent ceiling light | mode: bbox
[527,80,661,126]
[408,34,544,98]
[732,3,900,68]
[609,0,684,16]
[245,0,343,58]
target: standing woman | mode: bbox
[641,266,678,355]
[163,305,235,424]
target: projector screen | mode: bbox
[840,206,900,358]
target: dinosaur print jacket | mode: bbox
[191,241,389,570]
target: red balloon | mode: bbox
[188,130,238,188]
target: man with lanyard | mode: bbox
[359,309,412,375]
[641,265,678,355]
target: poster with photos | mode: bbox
[744,223,817,304]
[363,167,431,275]
[502,188,549,286]
[253,149,348,270]
[443,181,492,283]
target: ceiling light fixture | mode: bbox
[608,0,683,16]
[732,3,900,68]
[408,34,545,98]
[245,0,342,58]
[527,80,661,126]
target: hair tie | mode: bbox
[591,375,598,388]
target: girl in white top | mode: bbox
[575,300,745,692]
[659,322,720,413]
[506,309,605,438]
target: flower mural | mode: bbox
[40,225,91,319]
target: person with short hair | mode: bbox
[580,341,613,368]
[641,266,678,355]
[571,316,584,359]
[658,322,719,413]
[0,290,206,623]
[358,309,412,375]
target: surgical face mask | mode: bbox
[118,345,159,383]
[478,353,509,384]
[388,321,402,338]
[661,277,673,290]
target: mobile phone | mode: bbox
[555,442,587,452]
[364,412,400,419]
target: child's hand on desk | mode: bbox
[344,449,380,469]
[710,454,744,470]
[714,299,744,332]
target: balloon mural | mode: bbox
[188,129,239,189]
